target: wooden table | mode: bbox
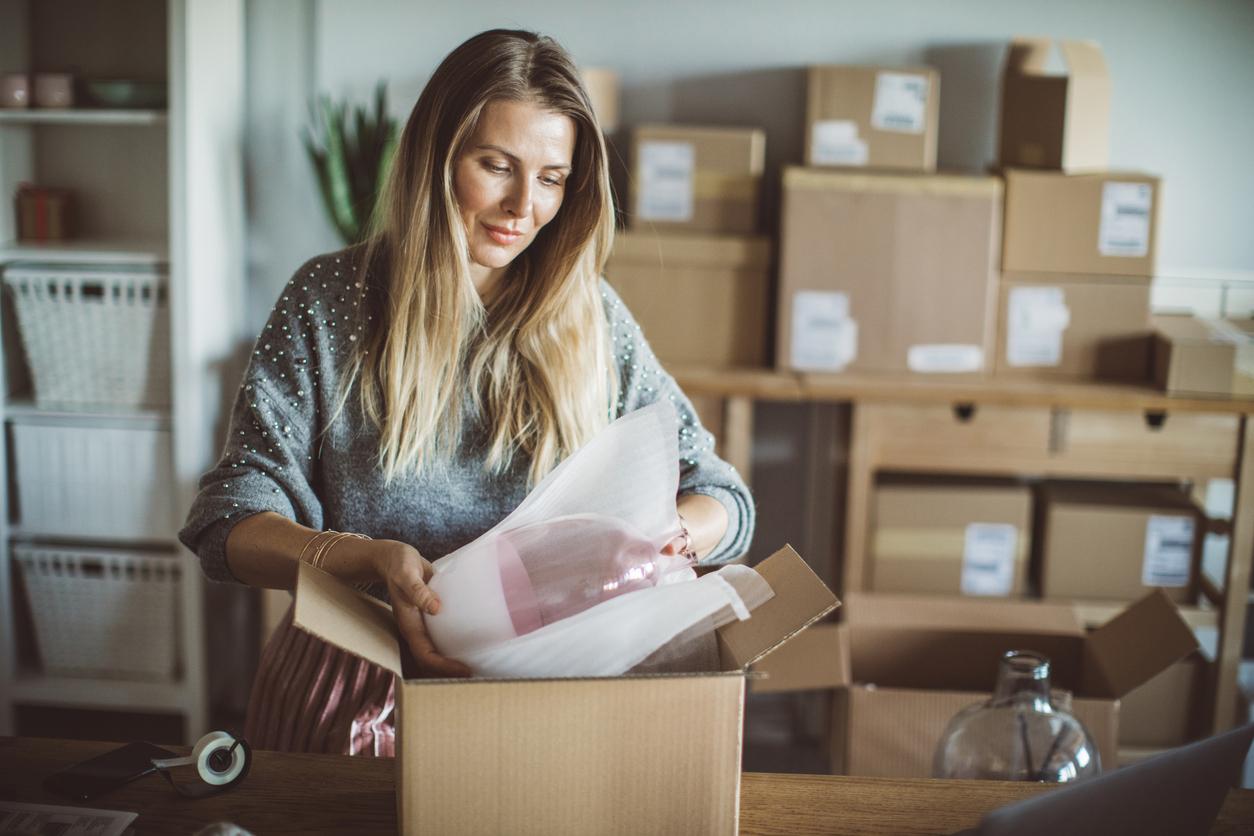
[3,738,1253,835]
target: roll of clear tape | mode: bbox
[151,731,250,797]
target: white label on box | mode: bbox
[907,344,984,374]
[790,291,858,371]
[1142,515,1194,588]
[871,72,929,134]
[961,523,1018,597]
[636,140,695,222]
[1006,286,1071,367]
[811,120,869,166]
[1099,181,1153,257]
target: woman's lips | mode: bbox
[483,223,524,245]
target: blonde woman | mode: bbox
[180,29,754,757]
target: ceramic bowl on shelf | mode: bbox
[83,79,167,110]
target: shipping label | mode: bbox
[907,344,984,374]
[636,140,695,222]
[790,290,858,371]
[871,72,929,134]
[961,522,1018,597]
[1098,181,1153,257]
[1006,286,1071,367]
[1142,514,1194,588]
[811,120,869,166]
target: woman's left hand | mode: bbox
[664,494,730,561]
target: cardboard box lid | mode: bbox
[1084,590,1200,698]
[1006,37,1109,81]
[608,229,772,270]
[294,544,839,679]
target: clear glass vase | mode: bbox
[933,650,1102,782]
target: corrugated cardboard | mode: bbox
[580,67,620,134]
[776,168,1001,375]
[1152,314,1254,398]
[1118,655,1206,748]
[994,274,1151,381]
[1038,482,1201,604]
[807,591,1196,778]
[870,480,1032,597]
[293,544,838,835]
[805,65,939,172]
[605,230,771,367]
[629,124,765,235]
[999,38,1111,171]
[1002,169,1160,277]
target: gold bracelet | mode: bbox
[313,531,371,571]
[297,530,338,566]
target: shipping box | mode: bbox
[805,65,939,172]
[1153,314,1254,398]
[293,545,838,835]
[994,275,1151,381]
[753,590,1198,778]
[870,480,1032,597]
[606,230,772,367]
[1119,655,1206,748]
[1002,169,1160,278]
[777,168,1001,375]
[999,38,1111,172]
[1037,482,1200,604]
[580,67,620,133]
[630,125,765,235]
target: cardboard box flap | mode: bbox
[717,545,839,669]
[293,562,403,676]
[1006,37,1054,75]
[1058,40,1108,78]
[1084,590,1199,698]
[750,622,850,692]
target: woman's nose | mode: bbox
[502,177,532,219]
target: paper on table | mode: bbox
[0,800,137,836]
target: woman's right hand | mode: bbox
[370,540,472,678]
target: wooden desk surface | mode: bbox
[3,738,1253,835]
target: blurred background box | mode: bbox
[15,185,74,242]
[579,66,619,134]
[1,73,30,108]
[629,124,765,235]
[32,72,74,108]
[999,38,1110,171]
[1002,169,1160,278]
[606,229,770,367]
[870,477,1032,597]
[1036,482,1201,604]
[805,65,939,172]
[1153,314,1254,397]
[777,168,1000,376]
[994,275,1151,381]
[1119,654,1207,748]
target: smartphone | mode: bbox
[43,741,179,801]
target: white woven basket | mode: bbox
[2,263,170,408]
[14,544,181,680]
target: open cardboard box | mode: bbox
[753,589,1198,778]
[293,545,838,835]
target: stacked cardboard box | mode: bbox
[752,591,1198,777]
[869,479,1032,597]
[804,65,940,172]
[995,39,1159,382]
[1153,314,1254,397]
[1036,482,1200,604]
[776,168,1000,376]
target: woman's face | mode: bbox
[453,98,576,295]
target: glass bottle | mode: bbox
[933,650,1101,782]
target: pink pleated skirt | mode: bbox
[244,601,396,756]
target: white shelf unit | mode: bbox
[0,0,247,743]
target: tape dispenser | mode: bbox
[151,731,251,798]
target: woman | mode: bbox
[179,29,754,757]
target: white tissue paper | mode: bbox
[422,401,772,677]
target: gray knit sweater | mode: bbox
[179,248,755,584]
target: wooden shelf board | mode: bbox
[0,239,168,265]
[0,108,167,126]
[670,366,1254,415]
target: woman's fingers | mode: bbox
[393,596,472,678]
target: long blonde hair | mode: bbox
[337,29,617,486]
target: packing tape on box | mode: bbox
[151,731,251,798]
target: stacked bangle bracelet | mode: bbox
[297,529,371,571]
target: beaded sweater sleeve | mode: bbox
[179,254,349,582]
[601,281,756,563]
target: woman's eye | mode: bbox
[540,175,564,187]
[484,161,509,174]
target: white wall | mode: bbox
[244,0,1254,326]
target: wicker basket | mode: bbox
[13,544,181,680]
[2,263,170,408]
